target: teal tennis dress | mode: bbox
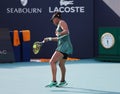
[56,21,73,55]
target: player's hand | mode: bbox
[43,37,52,42]
[55,31,61,37]
[43,38,49,42]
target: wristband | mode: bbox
[48,37,52,41]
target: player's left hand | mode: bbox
[55,31,61,37]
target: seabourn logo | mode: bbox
[20,0,28,7]
[6,0,42,14]
[7,8,42,14]
[49,0,85,13]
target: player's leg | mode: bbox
[50,51,63,81]
[46,51,63,87]
[59,59,67,82]
[57,53,68,87]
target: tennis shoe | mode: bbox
[45,81,57,87]
[56,81,68,87]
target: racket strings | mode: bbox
[33,42,42,54]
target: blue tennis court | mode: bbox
[0,59,120,94]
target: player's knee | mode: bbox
[59,63,64,67]
[49,61,56,65]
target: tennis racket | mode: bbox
[33,34,69,54]
[33,40,45,54]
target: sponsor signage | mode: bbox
[0,50,7,55]
[6,0,42,14]
[6,0,85,14]
[49,0,85,13]
[0,28,15,63]
[0,0,94,58]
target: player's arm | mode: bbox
[44,37,58,42]
[44,21,69,42]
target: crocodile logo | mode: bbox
[60,0,74,6]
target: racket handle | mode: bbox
[42,40,45,43]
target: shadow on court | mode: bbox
[51,87,120,94]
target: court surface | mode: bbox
[0,59,120,94]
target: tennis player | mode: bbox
[44,12,73,87]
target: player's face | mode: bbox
[53,18,59,25]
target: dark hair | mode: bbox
[50,12,61,21]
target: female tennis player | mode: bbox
[44,12,73,87]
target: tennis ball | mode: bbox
[33,45,37,48]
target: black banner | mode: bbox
[0,28,15,63]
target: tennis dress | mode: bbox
[56,21,73,55]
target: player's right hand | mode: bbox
[43,37,52,42]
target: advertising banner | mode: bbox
[0,28,15,62]
[0,0,94,58]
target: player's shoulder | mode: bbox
[59,20,67,25]
[60,20,66,23]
